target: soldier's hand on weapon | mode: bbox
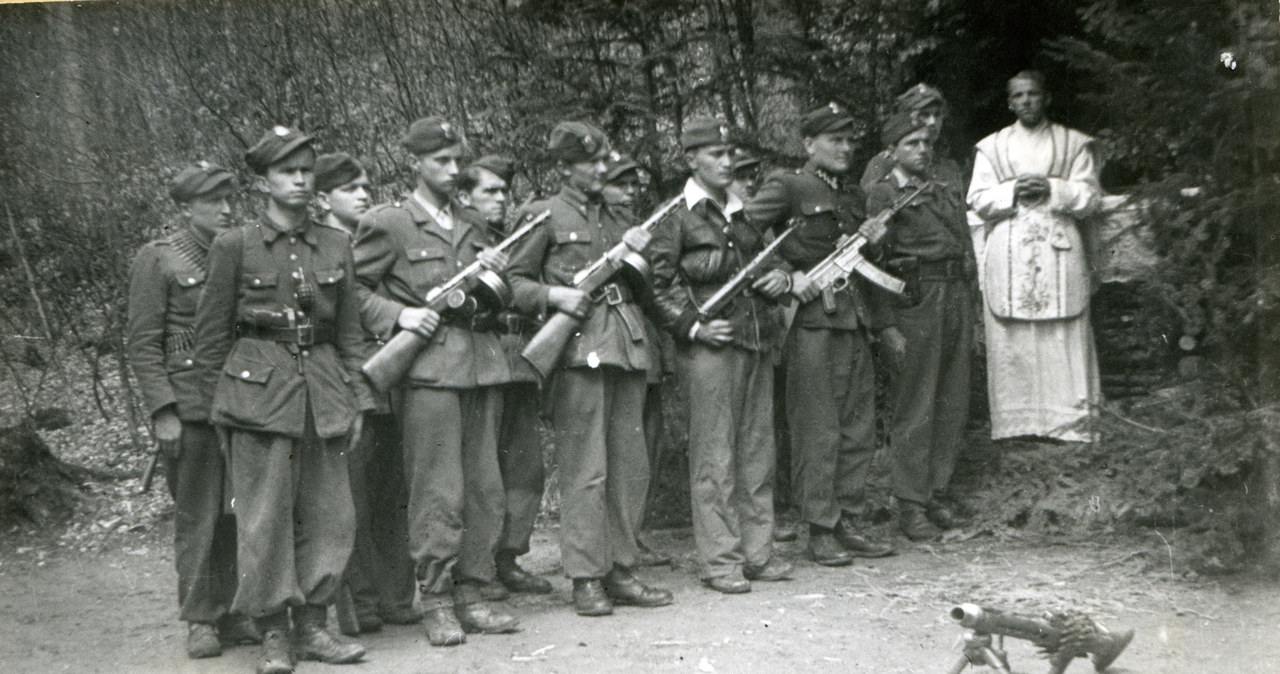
[476,247,510,273]
[398,306,441,338]
[878,326,908,372]
[751,268,791,299]
[153,406,182,460]
[858,213,890,244]
[622,226,652,253]
[692,319,734,347]
[789,270,821,303]
[548,286,590,318]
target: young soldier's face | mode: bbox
[460,168,508,226]
[804,129,856,174]
[686,143,734,192]
[912,102,945,140]
[891,128,935,177]
[601,170,642,208]
[413,143,463,200]
[186,183,235,240]
[320,171,371,228]
[1008,78,1048,127]
[563,154,609,196]
[260,148,316,209]
[729,165,760,200]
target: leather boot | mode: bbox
[744,557,795,582]
[496,550,553,594]
[186,622,221,659]
[899,500,943,541]
[421,593,466,647]
[703,570,751,594]
[255,613,293,674]
[602,565,673,607]
[452,583,519,634]
[572,578,613,616]
[835,515,897,557]
[217,612,263,646]
[808,526,853,567]
[291,604,365,664]
[927,498,972,530]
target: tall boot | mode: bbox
[254,611,293,674]
[291,604,365,664]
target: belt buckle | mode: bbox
[296,324,314,347]
[603,283,623,306]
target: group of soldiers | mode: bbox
[128,70,1102,673]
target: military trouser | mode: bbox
[166,420,237,624]
[889,279,973,504]
[496,382,544,556]
[680,344,777,578]
[344,411,415,617]
[399,386,503,610]
[228,415,354,619]
[551,366,648,578]
[785,326,877,529]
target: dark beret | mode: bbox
[894,83,947,113]
[314,153,366,193]
[469,154,515,184]
[546,121,610,164]
[681,116,733,151]
[245,126,314,174]
[604,151,641,182]
[169,161,235,203]
[881,111,928,148]
[800,102,855,138]
[402,116,463,155]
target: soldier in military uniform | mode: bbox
[352,118,518,647]
[192,127,371,673]
[127,162,260,659]
[454,155,554,598]
[860,83,963,193]
[744,103,904,567]
[314,154,418,632]
[648,117,795,593]
[506,122,673,617]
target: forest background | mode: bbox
[1,0,1279,572]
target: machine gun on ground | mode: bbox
[694,224,798,321]
[361,210,550,392]
[521,195,683,378]
[946,603,1134,674]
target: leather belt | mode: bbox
[237,324,335,346]
[589,282,633,306]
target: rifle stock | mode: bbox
[519,310,580,379]
[139,447,161,493]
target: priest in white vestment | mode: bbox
[967,70,1102,442]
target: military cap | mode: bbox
[546,121,610,163]
[681,117,733,151]
[245,125,314,174]
[604,151,641,182]
[402,116,463,155]
[894,83,947,113]
[469,154,515,184]
[314,152,366,193]
[800,101,855,137]
[731,148,762,172]
[169,161,235,203]
[881,111,928,148]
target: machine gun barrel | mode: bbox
[696,224,797,320]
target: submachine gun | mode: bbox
[946,603,1134,674]
[361,210,550,392]
[694,224,798,321]
[521,195,683,378]
[800,183,930,307]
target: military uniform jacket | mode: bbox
[866,165,972,264]
[193,218,374,439]
[459,206,539,384]
[649,179,782,352]
[507,186,653,373]
[744,163,893,332]
[127,226,211,422]
[353,194,509,388]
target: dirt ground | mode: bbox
[2,521,1277,674]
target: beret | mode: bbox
[402,116,463,155]
[314,152,366,193]
[880,111,928,148]
[604,151,641,182]
[169,161,235,203]
[245,126,314,174]
[894,83,947,113]
[800,101,856,138]
[469,154,515,184]
[681,117,733,151]
[546,121,610,163]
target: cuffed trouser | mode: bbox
[228,418,354,619]
[497,382,544,556]
[681,344,776,578]
[785,326,877,529]
[551,366,648,578]
[399,386,503,610]
[345,411,415,615]
[167,421,237,624]
[890,280,973,504]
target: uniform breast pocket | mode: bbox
[240,271,279,302]
[406,248,451,286]
[173,272,204,301]
[550,229,594,276]
[314,267,344,305]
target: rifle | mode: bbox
[799,183,929,308]
[695,224,798,321]
[947,604,1134,674]
[521,194,683,378]
[361,210,550,392]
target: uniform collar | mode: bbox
[412,189,454,230]
[258,214,320,247]
[404,192,470,242]
[889,165,929,189]
[683,177,742,218]
[804,162,843,191]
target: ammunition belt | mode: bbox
[163,328,195,356]
[237,324,335,346]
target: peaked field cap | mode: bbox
[315,153,366,193]
[894,83,947,113]
[731,148,762,172]
[245,126,314,174]
[881,111,928,148]
[546,121,610,163]
[169,161,235,203]
[604,151,641,182]
[800,102,855,138]
[681,116,734,151]
[469,154,515,184]
[402,116,463,155]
